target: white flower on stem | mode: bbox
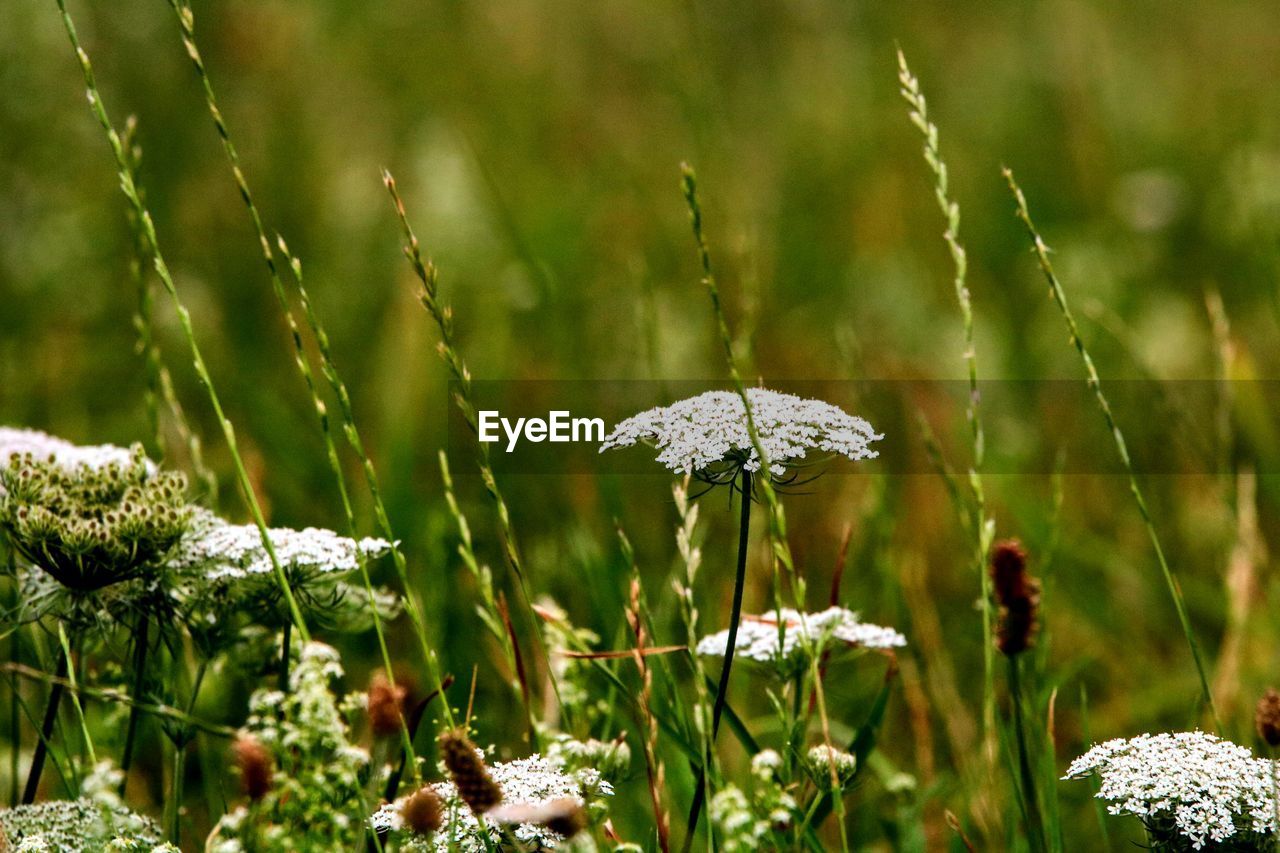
[1063,731,1277,850]
[600,389,882,480]
[168,508,391,582]
[695,606,905,676]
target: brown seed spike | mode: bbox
[367,671,406,739]
[990,539,1040,657]
[234,735,273,801]
[1256,688,1280,747]
[401,786,444,836]
[439,728,503,814]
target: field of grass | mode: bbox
[4,1,1280,850]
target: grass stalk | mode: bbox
[53,0,311,645]
[1008,656,1045,853]
[383,171,559,720]
[1003,167,1220,731]
[897,49,998,774]
[120,115,217,500]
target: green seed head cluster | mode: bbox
[0,448,191,592]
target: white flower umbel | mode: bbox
[0,427,145,472]
[600,389,882,477]
[373,754,613,851]
[1064,731,1277,850]
[695,606,905,677]
[169,508,391,582]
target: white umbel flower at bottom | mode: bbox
[372,754,612,851]
[1063,731,1277,850]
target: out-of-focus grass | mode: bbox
[5,1,1280,847]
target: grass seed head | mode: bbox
[401,786,444,836]
[234,735,273,801]
[367,670,406,738]
[991,539,1040,656]
[1256,688,1280,747]
[439,728,503,814]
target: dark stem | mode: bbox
[119,613,150,796]
[23,648,69,804]
[1010,655,1046,853]
[684,468,752,849]
[278,620,291,691]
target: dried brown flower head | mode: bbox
[367,671,407,738]
[401,786,444,836]
[489,798,588,838]
[1256,688,1280,747]
[439,728,503,814]
[234,735,273,801]
[991,539,1040,656]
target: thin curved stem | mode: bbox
[22,648,67,804]
[684,468,752,846]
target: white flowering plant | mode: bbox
[1064,732,1278,851]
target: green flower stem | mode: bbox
[118,613,150,796]
[1009,655,1045,853]
[684,467,751,845]
[22,645,67,804]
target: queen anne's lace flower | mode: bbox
[600,389,882,475]
[168,508,390,581]
[1063,731,1277,850]
[372,754,613,851]
[0,427,148,472]
[0,799,164,852]
[695,606,905,676]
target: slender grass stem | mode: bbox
[1003,168,1220,731]
[279,619,292,692]
[22,644,67,804]
[118,613,150,796]
[898,49,998,777]
[1008,656,1045,853]
[53,0,311,645]
[383,171,559,724]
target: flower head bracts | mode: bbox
[0,452,189,592]
[1063,731,1277,849]
[0,427,148,473]
[695,606,905,677]
[600,389,882,479]
[372,753,613,851]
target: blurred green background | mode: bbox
[4,0,1280,848]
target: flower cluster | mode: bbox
[208,643,371,853]
[0,427,146,473]
[0,450,189,591]
[805,744,858,788]
[169,509,398,640]
[168,509,391,582]
[1063,731,1277,850]
[709,749,798,851]
[695,606,905,677]
[0,799,167,852]
[372,752,613,851]
[600,389,882,477]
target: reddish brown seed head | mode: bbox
[367,670,407,738]
[1256,688,1280,747]
[990,539,1040,656]
[438,728,503,814]
[234,735,273,801]
[401,786,444,836]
